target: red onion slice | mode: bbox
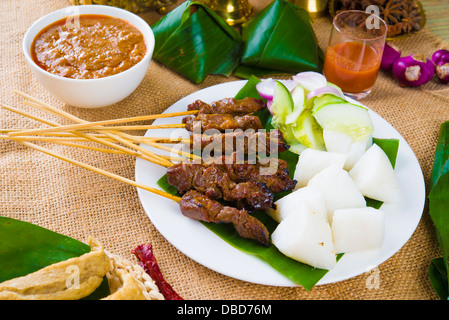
[256,78,276,100]
[292,72,327,91]
[306,86,345,100]
[266,99,273,113]
[256,78,298,100]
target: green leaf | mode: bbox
[372,138,399,169]
[237,0,323,78]
[233,65,295,79]
[0,216,110,299]
[429,257,449,300]
[151,1,242,83]
[0,216,89,282]
[431,121,449,189]
[428,121,449,298]
[429,172,449,284]
[234,75,263,100]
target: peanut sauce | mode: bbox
[31,14,147,79]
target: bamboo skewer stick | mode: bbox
[129,135,201,160]
[0,129,131,140]
[8,95,188,136]
[32,109,196,128]
[2,103,195,163]
[8,91,200,165]
[0,134,118,144]
[11,94,174,167]
[2,104,171,167]
[25,99,174,167]
[0,128,186,144]
[31,140,127,154]
[9,121,186,136]
[19,140,181,203]
[1,135,189,160]
[0,132,191,145]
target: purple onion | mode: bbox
[392,54,435,87]
[256,78,298,100]
[381,42,401,71]
[256,79,277,100]
[306,86,345,100]
[431,49,449,84]
[292,72,327,91]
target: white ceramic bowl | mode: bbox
[23,5,155,108]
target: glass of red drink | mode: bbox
[323,10,387,100]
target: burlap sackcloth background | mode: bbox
[1,0,448,300]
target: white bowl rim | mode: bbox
[22,5,155,83]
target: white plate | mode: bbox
[135,80,425,287]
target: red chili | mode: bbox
[132,244,183,300]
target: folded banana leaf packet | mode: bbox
[151,0,323,83]
[236,0,324,78]
[151,1,243,84]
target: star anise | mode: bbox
[362,0,388,7]
[380,0,404,25]
[334,0,424,37]
[401,0,423,30]
[400,7,422,33]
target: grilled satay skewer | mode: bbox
[191,129,289,155]
[166,161,274,212]
[182,113,263,133]
[221,154,297,194]
[182,97,267,133]
[167,153,297,195]
[180,190,270,246]
[187,97,265,115]
[8,92,274,246]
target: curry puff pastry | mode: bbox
[0,237,164,300]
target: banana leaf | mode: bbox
[156,76,399,289]
[428,121,449,299]
[151,0,242,84]
[235,0,324,79]
[0,216,110,299]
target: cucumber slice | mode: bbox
[292,110,325,150]
[326,82,344,96]
[313,102,374,141]
[311,93,347,113]
[270,80,294,128]
[278,123,297,145]
[285,86,305,125]
[288,142,308,155]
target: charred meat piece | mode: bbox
[187,97,265,115]
[167,161,274,212]
[182,114,263,132]
[167,155,296,196]
[179,190,270,246]
[222,156,297,194]
[167,152,296,204]
[191,129,289,155]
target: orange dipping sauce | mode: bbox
[323,41,381,94]
[31,15,147,80]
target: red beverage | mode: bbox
[323,41,381,94]
[324,10,387,99]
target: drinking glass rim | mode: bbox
[333,9,387,42]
